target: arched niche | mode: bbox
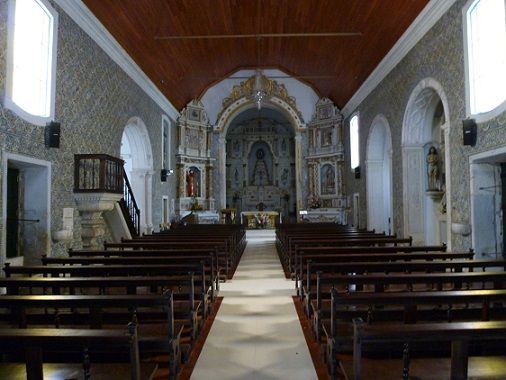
[215,99,305,216]
[224,107,297,219]
[366,114,393,234]
[120,117,154,233]
[402,78,451,247]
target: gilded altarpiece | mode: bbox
[306,98,347,223]
[174,100,215,215]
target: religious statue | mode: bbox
[321,164,335,195]
[427,146,439,190]
[186,169,198,197]
[251,148,270,185]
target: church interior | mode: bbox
[1,0,506,379]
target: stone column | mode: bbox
[206,165,213,200]
[294,133,303,220]
[219,137,227,209]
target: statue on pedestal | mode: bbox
[426,146,439,191]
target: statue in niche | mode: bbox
[426,146,439,191]
[321,164,335,195]
[233,139,241,157]
[281,168,289,186]
[281,138,287,153]
[251,148,270,186]
[234,168,240,187]
[186,168,199,197]
[323,129,332,146]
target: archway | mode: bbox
[366,115,393,234]
[225,108,296,221]
[120,117,154,233]
[215,100,305,216]
[402,78,451,246]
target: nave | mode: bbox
[192,229,317,380]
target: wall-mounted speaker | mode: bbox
[161,169,168,182]
[463,118,477,146]
[45,121,60,148]
[354,166,361,179]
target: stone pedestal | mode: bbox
[74,192,123,249]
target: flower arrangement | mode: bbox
[159,222,170,231]
[189,196,203,211]
[308,194,322,209]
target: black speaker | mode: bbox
[463,118,477,146]
[354,166,361,179]
[45,121,60,148]
[161,169,168,182]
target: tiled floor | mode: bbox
[191,229,318,380]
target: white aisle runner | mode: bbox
[191,230,318,380]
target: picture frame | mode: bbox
[318,104,332,120]
[189,108,201,121]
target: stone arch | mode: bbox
[366,114,393,234]
[401,78,451,246]
[121,117,154,233]
[215,99,305,213]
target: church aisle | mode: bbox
[190,229,318,380]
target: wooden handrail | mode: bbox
[121,168,140,236]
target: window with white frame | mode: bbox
[465,0,506,117]
[162,115,170,169]
[5,0,58,126]
[350,114,360,170]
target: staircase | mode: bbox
[118,168,140,237]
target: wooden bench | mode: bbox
[309,270,506,340]
[352,318,506,380]
[4,261,213,323]
[298,251,474,297]
[286,236,413,273]
[0,291,182,379]
[324,288,506,379]
[293,244,449,280]
[104,240,235,279]
[0,323,145,380]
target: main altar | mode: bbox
[241,211,279,229]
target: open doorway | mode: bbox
[2,153,51,266]
[120,117,154,234]
[470,148,506,259]
[366,115,393,234]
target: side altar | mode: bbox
[241,211,279,229]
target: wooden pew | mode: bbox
[0,291,182,379]
[298,251,473,297]
[4,262,214,319]
[104,240,235,279]
[0,275,200,342]
[324,288,506,379]
[352,319,506,380]
[294,244,448,281]
[310,270,506,340]
[0,323,145,380]
[66,248,221,294]
[286,236,413,273]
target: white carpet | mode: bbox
[191,229,317,380]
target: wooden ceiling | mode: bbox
[82,0,429,111]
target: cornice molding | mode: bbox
[53,0,180,120]
[342,0,458,118]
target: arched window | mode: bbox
[464,0,506,119]
[350,113,360,170]
[5,0,58,125]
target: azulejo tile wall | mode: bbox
[344,0,506,250]
[0,0,177,258]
